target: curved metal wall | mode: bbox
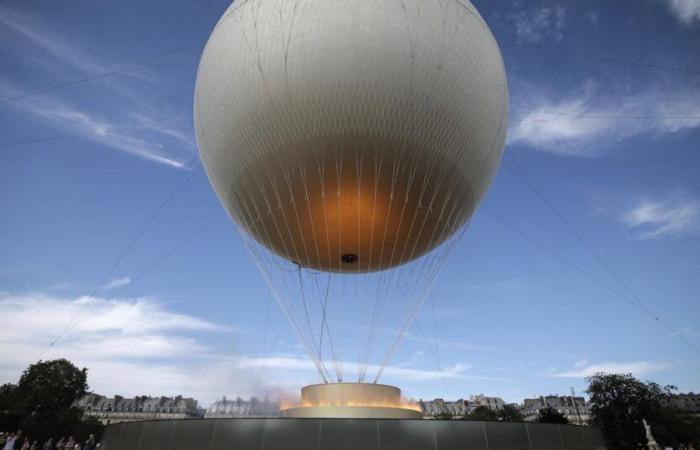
[100,418,606,450]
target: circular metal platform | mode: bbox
[280,383,423,419]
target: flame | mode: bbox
[280,399,422,413]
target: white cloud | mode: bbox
[0,5,165,91]
[451,279,526,295]
[0,292,238,406]
[0,293,231,378]
[621,196,700,239]
[5,92,191,168]
[590,190,700,240]
[40,355,478,408]
[428,305,488,321]
[584,11,599,25]
[102,277,131,291]
[663,0,700,24]
[403,331,494,352]
[509,80,700,155]
[671,326,700,338]
[0,6,193,168]
[0,5,108,75]
[234,356,474,383]
[45,282,75,291]
[0,293,227,342]
[508,1,567,43]
[0,292,491,407]
[551,360,672,378]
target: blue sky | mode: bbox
[1,0,699,407]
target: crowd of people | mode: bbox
[0,431,100,450]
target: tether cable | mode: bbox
[35,154,201,360]
[485,206,700,357]
[0,46,190,106]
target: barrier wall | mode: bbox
[100,418,606,450]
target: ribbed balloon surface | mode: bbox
[195,0,507,273]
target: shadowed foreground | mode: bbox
[101,418,606,450]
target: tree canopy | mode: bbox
[536,406,569,424]
[462,405,499,421]
[0,359,102,443]
[586,372,699,449]
[497,404,524,422]
[15,359,87,416]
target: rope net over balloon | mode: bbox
[231,142,470,382]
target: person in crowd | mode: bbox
[72,441,81,450]
[28,440,39,450]
[56,437,66,450]
[1,433,13,450]
[64,436,75,450]
[41,438,52,450]
[6,431,22,450]
[83,434,96,450]
[1,432,14,450]
[19,437,30,450]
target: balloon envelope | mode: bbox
[195,0,508,272]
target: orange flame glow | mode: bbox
[279,399,422,413]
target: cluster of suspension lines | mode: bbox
[234,147,471,384]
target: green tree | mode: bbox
[434,411,454,420]
[497,404,524,422]
[462,405,499,421]
[536,406,569,424]
[14,359,88,416]
[5,359,100,442]
[0,383,18,407]
[0,383,21,431]
[643,405,700,448]
[585,372,698,450]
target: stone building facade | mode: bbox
[664,392,700,414]
[419,398,470,417]
[205,396,279,418]
[419,395,507,418]
[469,395,507,411]
[518,395,590,426]
[75,393,203,425]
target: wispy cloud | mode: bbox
[0,6,193,168]
[0,292,234,405]
[404,331,495,352]
[507,1,567,43]
[102,277,131,291]
[621,195,700,239]
[509,80,700,155]
[0,292,493,406]
[672,326,700,338]
[0,5,108,75]
[449,279,525,295]
[551,360,672,378]
[662,0,700,25]
[0,293,228,341]
[45,282,75,291]
[5,91,191,168]
[584,11,599,25]
[428,305,488,321]
[0,5,165,90]
[590,190,700,240]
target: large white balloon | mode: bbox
[195,0,508,273]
